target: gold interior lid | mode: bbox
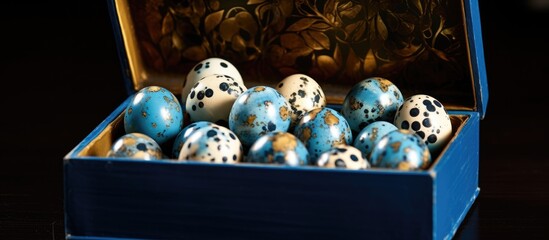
[113,0,475,110]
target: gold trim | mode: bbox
[77,114,123,157]
[115,0,140,90]
[115,0,185,93]
[78,109,469,173]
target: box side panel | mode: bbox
[433,111,480,240]
[65,160,433,240]
[464,0,489,118]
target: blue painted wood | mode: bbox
[65,150,434,239]
[464,0,489,118]
[67,237,140,240]
[432,111,480,239]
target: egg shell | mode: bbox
[393,94,452,155]
[316,144,370,170]
[186,74,246,125]
[178,124,243,164]
[353,121,398,158]
[228,86,292,149]
[246,131,309,166]
[341,77,404,133]
[275,73,326,127]
[107,133,163,160]
[369,129,432,170]
[293,107,353,163]
[171,121,214,159]
[124,86,184,145]
[181,57,244,104]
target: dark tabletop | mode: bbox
[1,0,548,239]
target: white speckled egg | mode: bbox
[186,74,246,125]
[178,124,243,163]
[181,58,244,104]
[316,145,370,170]
[393,94,452,154]
[107,133,163,160]
[275,74,326,126]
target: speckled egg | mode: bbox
[181,57,244,104]
[246,131,309,166]
[353,121,398,158]
[393,94,452,154]
[228,86,292,149]
[275,74,326,127]
[316,145,370,170]
[369,129,431,170]
[171,121,214,159]
[178,124,243,163]
[124,86,184,145]
[107,133,163,160]
[186,74,246,125]
[293,107,353,163]
[341,77,404,133]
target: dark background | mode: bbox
[1,0,548,239]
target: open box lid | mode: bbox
[108,0,488,119]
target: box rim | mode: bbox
[65,97,476,176]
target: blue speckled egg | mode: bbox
[228,86,292,149]
[341,77,404,133]
[316,145,370,170]
[171,121,214,159]
[293,107,352,163]
[124,86,184,145]
[246,132,309,166]
[369,129,432,170]
[353,121,398,158]
[178,124,243,163]
[107,133,163,160]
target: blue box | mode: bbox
[64,0,488,239]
